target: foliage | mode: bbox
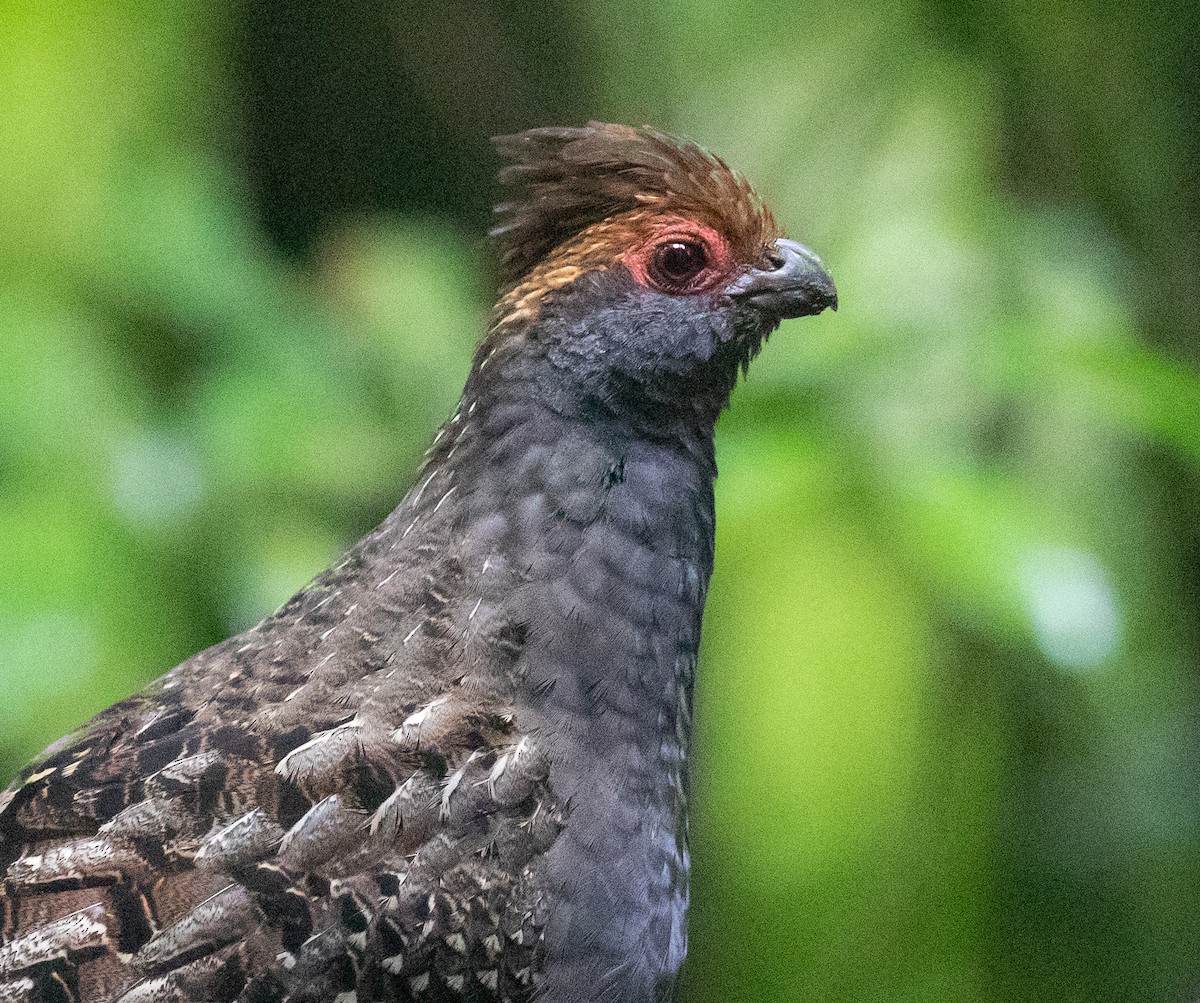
[1,2,1197,1000]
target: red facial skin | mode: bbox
[621,216,739,295]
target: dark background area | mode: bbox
[1,2,1199,1000]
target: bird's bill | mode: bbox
[725,238,838,319]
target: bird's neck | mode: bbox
[405,358,719,774]
[374,360,719,995]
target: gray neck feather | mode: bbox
[387,355,718,1000]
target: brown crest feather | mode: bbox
[490,122,779,292]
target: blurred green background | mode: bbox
[2,2,1198,1000]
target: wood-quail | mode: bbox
[0,122,836,1003]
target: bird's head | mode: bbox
[477,122,837,420]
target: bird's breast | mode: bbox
[479,462,707,1002]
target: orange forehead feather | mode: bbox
[490,122,780,294]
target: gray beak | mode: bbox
[726,238,838,319]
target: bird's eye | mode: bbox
[648,240,709,290]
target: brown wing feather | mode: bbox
[0,514,562,1003]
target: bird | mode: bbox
[0,122,836,1003]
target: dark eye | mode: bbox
[649,240,709,289]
